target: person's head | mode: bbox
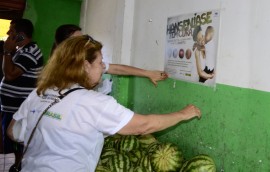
[193,26,204,46]
[7,19,34,40]
[37,35,105,95]
[50,24,82,55]
[54,24,82,45]
[205,26,214,44]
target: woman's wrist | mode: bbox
[145,70,153,78]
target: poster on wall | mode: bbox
[165,10,220,86]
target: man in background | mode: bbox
[1,19,43,172]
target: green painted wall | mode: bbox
[111,77,270,172]
[23,0,82,61]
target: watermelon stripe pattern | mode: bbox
[128,150,144,165]
[99,148,118,165]
[137,134,157,149]
[137,154,152,172]
[180,154,216,172]
[116,135,140,152]
[95,165,110,172]
[108,153,131,172]
[150,143,184,172]
[133,166,152,172]
[96,134,216,172]
[146,142,161,155]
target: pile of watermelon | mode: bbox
[95,134,216,172]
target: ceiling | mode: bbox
[0,0,26,20]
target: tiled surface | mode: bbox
[0,153,15,172]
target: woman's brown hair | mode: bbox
[37,35,102,95]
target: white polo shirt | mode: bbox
[13,86,134,172]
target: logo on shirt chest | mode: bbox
[30,109,42,114]
[44,111,62,120]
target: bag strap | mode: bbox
[58,87,84,99]
[19,87,84,167]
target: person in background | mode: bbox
[7,35,201,172]
[51,24,168,87]
[50,24,82,56]
[1,19,43,172]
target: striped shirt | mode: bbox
[0,42,43,113]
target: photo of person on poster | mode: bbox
[192,25,215,83]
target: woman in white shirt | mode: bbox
[8,35,201,172]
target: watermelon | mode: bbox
[95,165,111,172]
[179,154,216,172]
[99,147,118,166]
[133,166,152,172]
[128,149,144,165]
[108,153,131,172]
[137,134,157,149]
[146,142,161,155]
[103,136,116,149]
[136,154,152,172]
[116,135,141,152]
[104,134,122,149]
[150,143,184,172]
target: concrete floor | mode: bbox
[0,153,15,172]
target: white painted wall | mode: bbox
[81,0,270,92]
[248,1,270,91]
[80,0,134,65]
[80,0,121,63]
